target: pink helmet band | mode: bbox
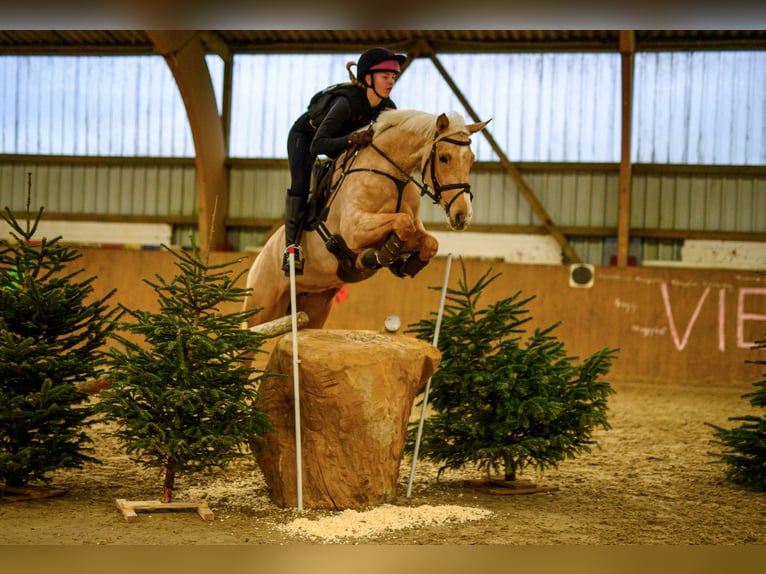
[368,59,401,73]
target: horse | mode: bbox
[242,109,491,330]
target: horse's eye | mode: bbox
[438,154,449,163]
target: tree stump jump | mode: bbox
[255,329,441,510]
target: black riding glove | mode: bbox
[348,129,373,147]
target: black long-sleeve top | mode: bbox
[304,87,396,159]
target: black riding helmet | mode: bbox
[356,47,407,87]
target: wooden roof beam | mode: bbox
[617,31,635,268]
[146,30,229,254]
[199,31,232,62]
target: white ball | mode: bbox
[384,314,402,333]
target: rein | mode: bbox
[339,131,474,216]
[313,126,475,283]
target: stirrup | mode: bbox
[282,245,304,276]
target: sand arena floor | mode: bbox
[1,379,764,545]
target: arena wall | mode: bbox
[73,248,766,387]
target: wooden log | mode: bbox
[1,485,66,502]
[249,311,309,338]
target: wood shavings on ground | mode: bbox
[181,468,275,513]
[279,504,494,542]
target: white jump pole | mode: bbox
[288,246,303,511]
[406,252,452,498]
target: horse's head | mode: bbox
[421,113,491,231]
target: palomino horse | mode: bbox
[242,109,490,330]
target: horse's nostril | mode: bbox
[451,212,465,230]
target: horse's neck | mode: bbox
[375,128,428,173]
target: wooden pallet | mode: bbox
[115,498,215,522]
[464,478,559,496]
[1,485,66,503]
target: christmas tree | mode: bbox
[0,202,118,489]
[96,243,271,503]
[706,331,766,491]
[406,259,618,481]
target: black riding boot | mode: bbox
[282,192,307,276]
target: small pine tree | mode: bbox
[706,332,766,491]
[0,204,118,488]
[96,243,271,503]
[406,259,618,481]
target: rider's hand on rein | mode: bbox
[348,129,373,147]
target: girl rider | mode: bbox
[282,47,407,275]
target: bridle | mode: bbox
[419,132,474,213]
[337,130,474,217]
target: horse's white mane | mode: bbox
[373,109,468,140]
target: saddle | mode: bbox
[304,158,378,283]
[304,159,335,232]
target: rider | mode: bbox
[281,47,407,275]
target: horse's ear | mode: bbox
[467,118,492,134]
[436,113,450,133]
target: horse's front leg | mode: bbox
[343,212,416,271]
[412,218,439,260]
[389,219,439,278]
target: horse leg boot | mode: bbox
[282,192,307,276]
[390,251,430,278]
[356,232,405,271]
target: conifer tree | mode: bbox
[0,204,118,488]
[706,332,766,491]
[96,243,271,503]
[406,259,618,481]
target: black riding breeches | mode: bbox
[287,125,315,201]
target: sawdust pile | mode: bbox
[279,504,494,542]
[178,463,493,542]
